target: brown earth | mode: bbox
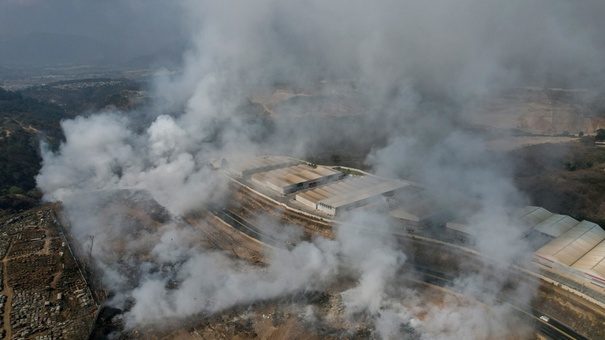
[511,142,605,225]
[186,211,269,264]
[536,283,605,339]
[470,89,605,136]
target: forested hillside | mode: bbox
[0,87,68,213]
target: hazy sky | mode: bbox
[0,0,185,57]
[2,0,605,84]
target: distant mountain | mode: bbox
[0,31,114,67]
[21,78,145,113]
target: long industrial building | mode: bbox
[443,206,587,248]
[295,175,411,216]
[226,155,296,178]
[389,197,448,230]
[516,205,605,287]
[426,205,605,288]
[530,211,605,288]
[229,156,605,289]
[250,164,344,195]
[517,206,580,239]
[227,155,422,217]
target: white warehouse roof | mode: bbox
[517,206,553,226]
[227,155,295,177]
[533,214,580,238]
[516,206,581,238]
[534,220,605,266]
[390,199,441,222]
[571,240,605,282]
[318,179,410,209]
[253,164,340,188]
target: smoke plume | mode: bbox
[35,0,605,338]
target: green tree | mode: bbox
[331,154,341,165]
[597,129,605,142]
[8,186,24,195]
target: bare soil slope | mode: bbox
[512,142,605,224]
[470,89,605,135]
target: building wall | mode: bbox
[267,181,287,194]
[296,195,318,210]
[317,202,336,215]
[444,229,475,246]
[532,254,556,268]
[250,176,269,191]
[583,272,605,288]
[532,254,605,288]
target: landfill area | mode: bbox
[0,206,98,339]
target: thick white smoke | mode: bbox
[35,0,605,338]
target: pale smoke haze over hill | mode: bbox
[0,1,184,67]
[31,1,605,338]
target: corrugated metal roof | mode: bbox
[534,214,580,238]
[228,155,293,174]
[319,180,409,208]
[329,183,349,194]
[314,166,340,176]
[517,206,553,226]
[514,205,540,219]
[312,188,331,200]
[339,182,357,191]
[251,172,267,182]
[297,192,321,204]
[535,220,605,266]
[305,191,325,201]
[293,175,413,213]
[322,185,342,199]
[572,240,605,280]
[390,199,441,222]
[297,170,319,180]
[284,173,306,184]
[255,164,341,189]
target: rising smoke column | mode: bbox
[36,0,605,337]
